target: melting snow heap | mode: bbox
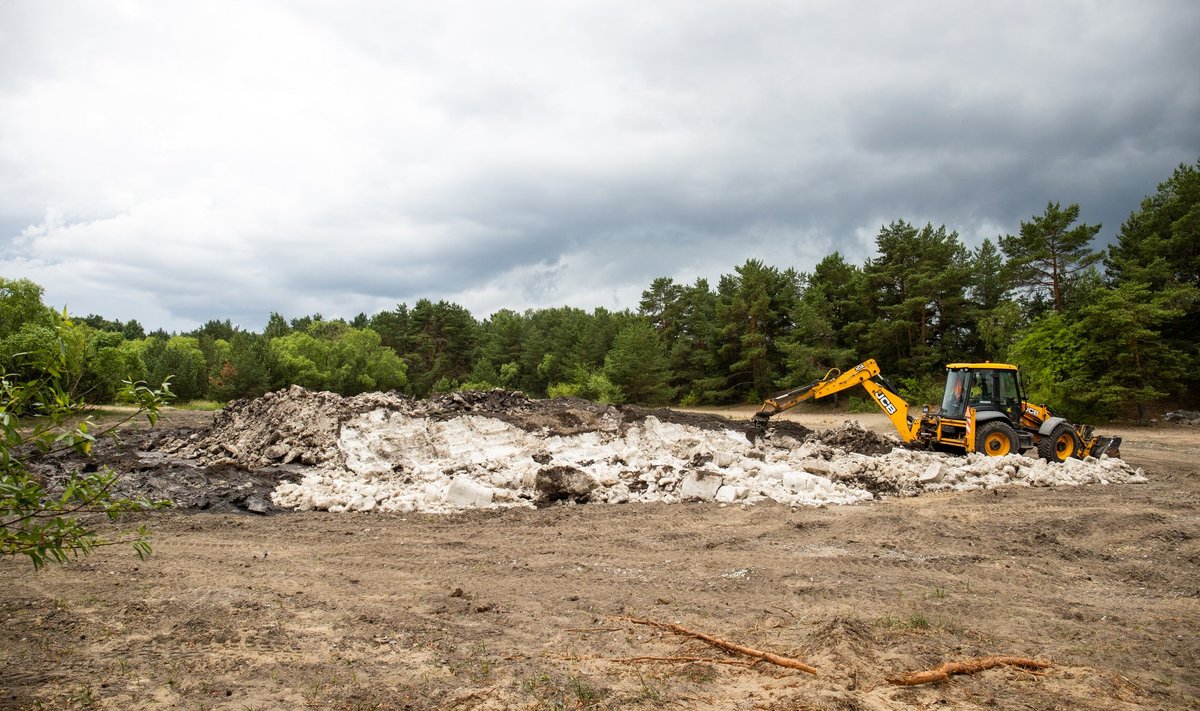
[168,387,1147,514]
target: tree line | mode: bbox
[2,159,1196,421]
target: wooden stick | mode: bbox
[888,656,1052,686]
[618,616,818,675]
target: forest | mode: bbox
[2,159,1197,422]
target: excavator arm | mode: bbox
[747,360,920,443]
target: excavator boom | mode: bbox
[748,360,917,443]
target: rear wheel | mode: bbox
[1038,423,1081,462]
[976,421,1018,456]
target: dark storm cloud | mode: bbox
[1,1,1198,330]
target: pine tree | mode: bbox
[999,202,1102,314]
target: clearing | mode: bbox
[1,391,1196,710]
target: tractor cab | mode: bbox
[940,363,1024,425]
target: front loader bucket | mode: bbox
[1089,436,1122,459]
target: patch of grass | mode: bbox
[567,675,603,706]
[679,662,719,684]
[174,400,226,411]
[449,643,495,683]
[635,669,661,702]
[67,684,99,708]
[519,671,608,709]
[874,612,937,631]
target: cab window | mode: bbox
[941,370,970,417]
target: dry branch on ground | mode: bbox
[618,616,819,675]
[888,656,1053,686]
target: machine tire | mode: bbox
[976,421,1018,457]
[1038,423,1081,462]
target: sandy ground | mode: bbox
[1,408,1197,710]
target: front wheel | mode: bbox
[976,421,1018,456]
[1038,423,1081,462]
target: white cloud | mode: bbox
[1,0,1197,330]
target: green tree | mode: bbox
[778,298,854,393]
[139,336,207,401]
[1006,312,1090,421]
[473,309,528,390]
[714,260,801,402]
[639,277,686,336]
[263,312,291,339]
[269,326,406,395]
[863,221,972,376]
[1000,202,1103,314]
[2,316,172,569]
[604,319,672,404]
[1107,158,1200,290]
[270,331,329,390]
[327,327,407,394]
[77,328,144,403]
[1105,158,1200,390]
[210,332,281,400]
[668,279,721,403]
[778,253,868,390]
[0,278,56,340]
[401,300,478,396]
[1074,282,1193,421]
[966,238,1021,359]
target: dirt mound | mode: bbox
[167,387,791,473]
[620,405,776,435]
[808,420,898,456]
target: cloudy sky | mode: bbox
[1,1,1197,332]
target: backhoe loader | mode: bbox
[747,359,1121,461]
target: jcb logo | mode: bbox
[1025,406,1039,416]
[874,391,897,415]
[854,364,866,372]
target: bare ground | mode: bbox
[1,408,1197,710]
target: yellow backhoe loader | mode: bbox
[748,359,1121,461]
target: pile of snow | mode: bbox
[268,409,1147,514]
[1164,410,1200,425]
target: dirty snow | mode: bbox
[163,387,1147,514]
[268,412,1145,513]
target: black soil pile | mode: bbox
[24,425,301,514]
[808,420,897,456]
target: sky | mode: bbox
[1,1,1198,333]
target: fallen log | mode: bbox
[889,656,1052,686]
[618,616,818,675]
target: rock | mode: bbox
[802,459,831,476]
[445,475,494,507]
[714,485,738,503]
[917,462,944,483]
[783,471,815,492]
[713,451,736,468]
[534,466,597,504]
[1164,410,1200,424]
[241,495,270,514]
[679,471,723,501]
